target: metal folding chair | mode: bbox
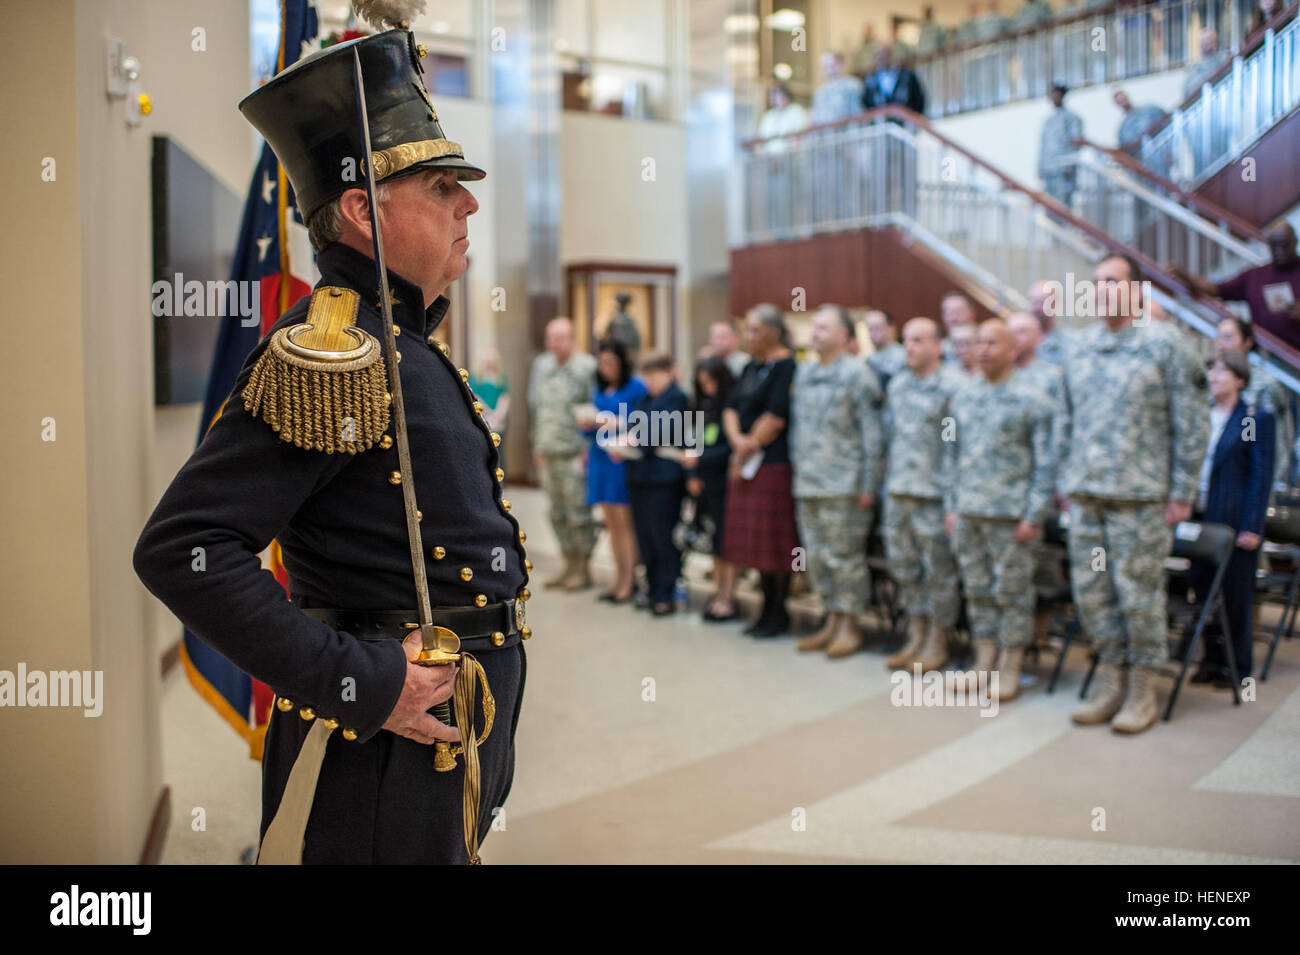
[1259,501,1300,680]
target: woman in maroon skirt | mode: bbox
[722,303,800,636]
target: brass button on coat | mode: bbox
[460,567,473,581]
[379,434,393,449]
[342,728,358,741]
[388,471,402,485]
[491,631,505,647]
[299,707,316,721]
[432,546,446,560]
[495,467,505,482]
[475,594,487,607]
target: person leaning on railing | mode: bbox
[1169,222,1300,355]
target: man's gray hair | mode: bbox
[306,182,391,253]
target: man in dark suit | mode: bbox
[1191,351,1275,686]
[861,43,927,115]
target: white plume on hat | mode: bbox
[352,0,427,30]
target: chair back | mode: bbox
[1171,521,1235,565]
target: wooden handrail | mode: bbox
[900,2,1123,68]
[738,105,1300,373]
[1071,136,1269,242]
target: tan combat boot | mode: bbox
[947,639,998,695]
[797,613,840,652]
[886,616,929,669]
[1111,666,1159,734]
[826,616,865,659]
[545,555,574,589]
[995,646,1025,702]
[913,621,951,673]
[1070,662,1128,725]
[562,556,593,591]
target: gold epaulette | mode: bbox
[241,286,390,453]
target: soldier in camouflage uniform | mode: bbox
[883,317,967,672]
[944,319,1056,702]
[1038,83,1083,208]
[528,317,599,589]
[791,306,885,658]
[1062,256,1209,734]
[865,308,907,393]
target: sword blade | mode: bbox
[352,48,438,651]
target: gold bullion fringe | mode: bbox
[241,329,390,453]
[453,654,491,865]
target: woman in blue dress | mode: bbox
[580,339,647,603]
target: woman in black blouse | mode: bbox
[722,304,799,636]
[685,355,738,621]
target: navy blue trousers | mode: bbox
[629,480,685,605]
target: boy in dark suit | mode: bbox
[626,354,691,615]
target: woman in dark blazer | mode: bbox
[1190,351,1275,686]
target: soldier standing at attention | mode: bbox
[944,319,1056,700]
[134,20,529,863]
[882,317,967,672]
[791,306,885,658]
[1063,255,1209,734]
[529,317,599,590]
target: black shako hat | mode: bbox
[238,29,485,222]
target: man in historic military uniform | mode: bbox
[529,317,599,590]
[882,317,967,672]
[605,292,643,359]
[944,319,1056,701]
[134,22,530,864]
[790,306,885,658]
[1038,82,1083,209]
[1062,255,1209,734]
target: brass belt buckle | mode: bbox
[514,599,526,632]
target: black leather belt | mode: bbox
[293,596,526,653]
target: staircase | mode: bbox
[734,106,1300,394]
[1136,3,1300,222]
[908,0,1254,118]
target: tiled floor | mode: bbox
[160,486,1300,864]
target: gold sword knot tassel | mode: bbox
[414,624,495,865]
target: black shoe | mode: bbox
[1212,672,1241,690]
[742,616,766,635]
[749,615,791,638]
[1190,663,1224,684]
[702,607,741,623]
